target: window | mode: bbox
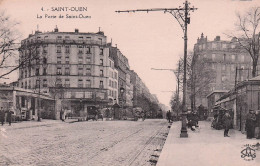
[78,79,83,88]
[231,55,235,61]
[86,56,91,63]
[28,81,31,89]
[86,47,91,54]
[100,70,104,77]
[43,68,47,75]
[65,36,70,40]
[65,67,70,75]
[223,54,226,61]
[86,80,91,88]
[78,45,83,54]
[65,79,70,87]
[56,79,62,87]
[36,68,40,76]
[43,79,47,87]
[57,67,62,75]
[78,36,83,40]
[43,57,47,64]
[85,92,93,98]
[25,70,27,78]
[86,68,91,76]
[43,45,48,53]
[36,47,40,54]
[65,45,70,54]
[222,43,227,49]
[65,57,70,64]
[100,59,103,65]
[109,80,112,86]
[100,81,104,88]
[36,80,40,88]
[115,72,118,80]
[78,56,83,64]
[96,92,105,99]
[100,48,103,55]
[25,82,27,89]
[98,38,102,45]
[57,46,61,53]
[78,68,83,76]
[57,36,62,40]
[28,68,31,77]
[231,44,236,49]
[57,56,62,64]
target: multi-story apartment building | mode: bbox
[193,33,258,111]
[18,28,118,119]
[109,46,132,107]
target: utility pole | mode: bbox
[117,1,197,137]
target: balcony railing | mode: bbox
[22,39,107,46]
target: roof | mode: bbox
[206,90,229,98]
[248,75,260,81]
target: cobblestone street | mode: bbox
[0,119,169,166]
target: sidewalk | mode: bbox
[157,121,260,166]
[0,119,77,130]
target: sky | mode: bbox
[0,0,259,108]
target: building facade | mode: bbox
[18,28,118,119]
[193,33,258,109]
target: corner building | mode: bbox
[18,28,118,119]
[193,33,260,115]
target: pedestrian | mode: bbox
[193,111,199,127]
[0,107,5,125]
[255,110,260,139]
[222,111,232,137]
[246,109,256,139]
[166,110,171,123]
[61,110,65,122]
[5,109,13,126]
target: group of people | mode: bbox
[0,107,13,126]
[245,109,260,139]
[166,110,200,131]
[187,111,199,131]
[221,109,260,139]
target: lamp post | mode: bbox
[116,0,197,138]
[36,78,41,121]
[120,87,125,119]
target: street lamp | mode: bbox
[36,78,41,121]
[120,87,125,119]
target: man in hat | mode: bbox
[246,109,256,139]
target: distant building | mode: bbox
[193,33,258,110]
[18,28,118,119]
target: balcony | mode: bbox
[22,39,107,46]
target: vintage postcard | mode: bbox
[0,0,260,165]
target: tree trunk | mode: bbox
[252,59,257,77]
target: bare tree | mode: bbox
[230,7,260,77]
[0,10,21,79]
[177,52,215,111]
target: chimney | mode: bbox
[75,29,79,33]
[54,26,58,32]
[215,36,220,41]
